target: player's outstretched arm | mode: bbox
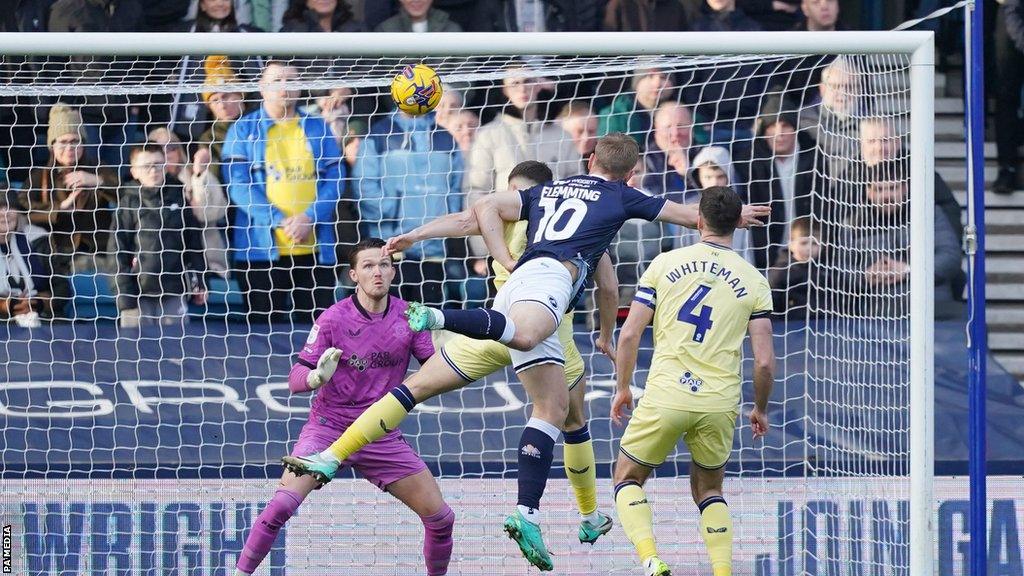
[748,317,775,439]
[655,200,770,229]
[593,253,618,364]
[611,301,655,426]
[384,210,480,255]
[472,191,523,272]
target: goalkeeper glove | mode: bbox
[307,347,342,390]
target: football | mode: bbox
[391,63,443,116]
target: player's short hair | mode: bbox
[349,237,388,268]
[593,133,639,180]
[508,160,553,188]
[130,143,166,162]
[699,186,743,236]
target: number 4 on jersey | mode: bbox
[678,285,713,343]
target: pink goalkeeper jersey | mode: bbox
[298,294,435,429]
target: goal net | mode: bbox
[0,33,933,575]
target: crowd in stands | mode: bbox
[0,0,1016,328]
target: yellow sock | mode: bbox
[698,497,733,576]
[564,439,598,516]
[326,392,410,461]
[614,482,657,562]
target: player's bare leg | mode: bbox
[690,464,732,576]
[562,379,613,544]
[612,455,670,576]
[387,470,455,576]
[282,355,470,482]
[234,470,319,575]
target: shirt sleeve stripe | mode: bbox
[636,286,656,296]
[750,310,772,319]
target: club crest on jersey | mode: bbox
[348,353,368,372]
[680,371,704,393]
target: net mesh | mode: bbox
[0,50,920,574]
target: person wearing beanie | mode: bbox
[20,103,118,318]
[744,96,824,271]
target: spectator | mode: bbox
[148,127,230,278]
[740,0,800,31]
[557,100,598,172]
[691,0,761,31]
[346,0,393,30]
[795,0,839,31]
[433,90,464,133]
[597,68,673,147]
[993,0,1024,194]
[857,117,963,245]
[464,68,570,209]
[222,61,343,323]
[806,56,863,179]
[375,0,462,32]
[449,110,480,156]
[114,144,207,328]
[746,99,823,271]
[178,0,263,31]
[835,160,962,319]
[0,196,51,326]
[685,145,749,256]
[472,0,604,32]
[642,102,696,203]
[355,109,462,306]
[145,0,192,31]
[198,71,246,168]
[21,104,118,317]
[767,216,824,319]
[48,0,146,176]
[602,0,692,31]
[280,0,364,32]
[308,87,366,168]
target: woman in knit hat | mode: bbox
[20,103,118,317]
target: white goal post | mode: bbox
[0,31,935,575]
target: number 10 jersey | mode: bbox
[517,174,667,279]
[634,241,773,413]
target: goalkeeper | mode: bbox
[235,238,454,576]
[284,160,618,547]
[610,186,775,576]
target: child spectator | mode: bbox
[148,127,230,278]
[0,196,50,326]
[768,216,823,320]
[114,144,207,328]
[687,145,751,258]
[199,62,247,168]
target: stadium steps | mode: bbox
[933,80,1024,383]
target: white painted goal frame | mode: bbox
[0,30,936,574]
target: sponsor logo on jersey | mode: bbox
[680,371,704,393]
[348,354,368,372]
[521,444,542,458]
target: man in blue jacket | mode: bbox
[222,61,342,323]
[355,109,462,307]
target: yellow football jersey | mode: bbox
[491,220,529,289]
[635,241,772,413]
[265,118,317,256]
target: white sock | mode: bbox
[429,307,446,329]
[517,504,541,525]
[498,315,516,344]
[581,510,601,524]
[526,417,561,442]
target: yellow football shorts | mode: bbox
[440,313,585,389]
[618,398,738,470]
